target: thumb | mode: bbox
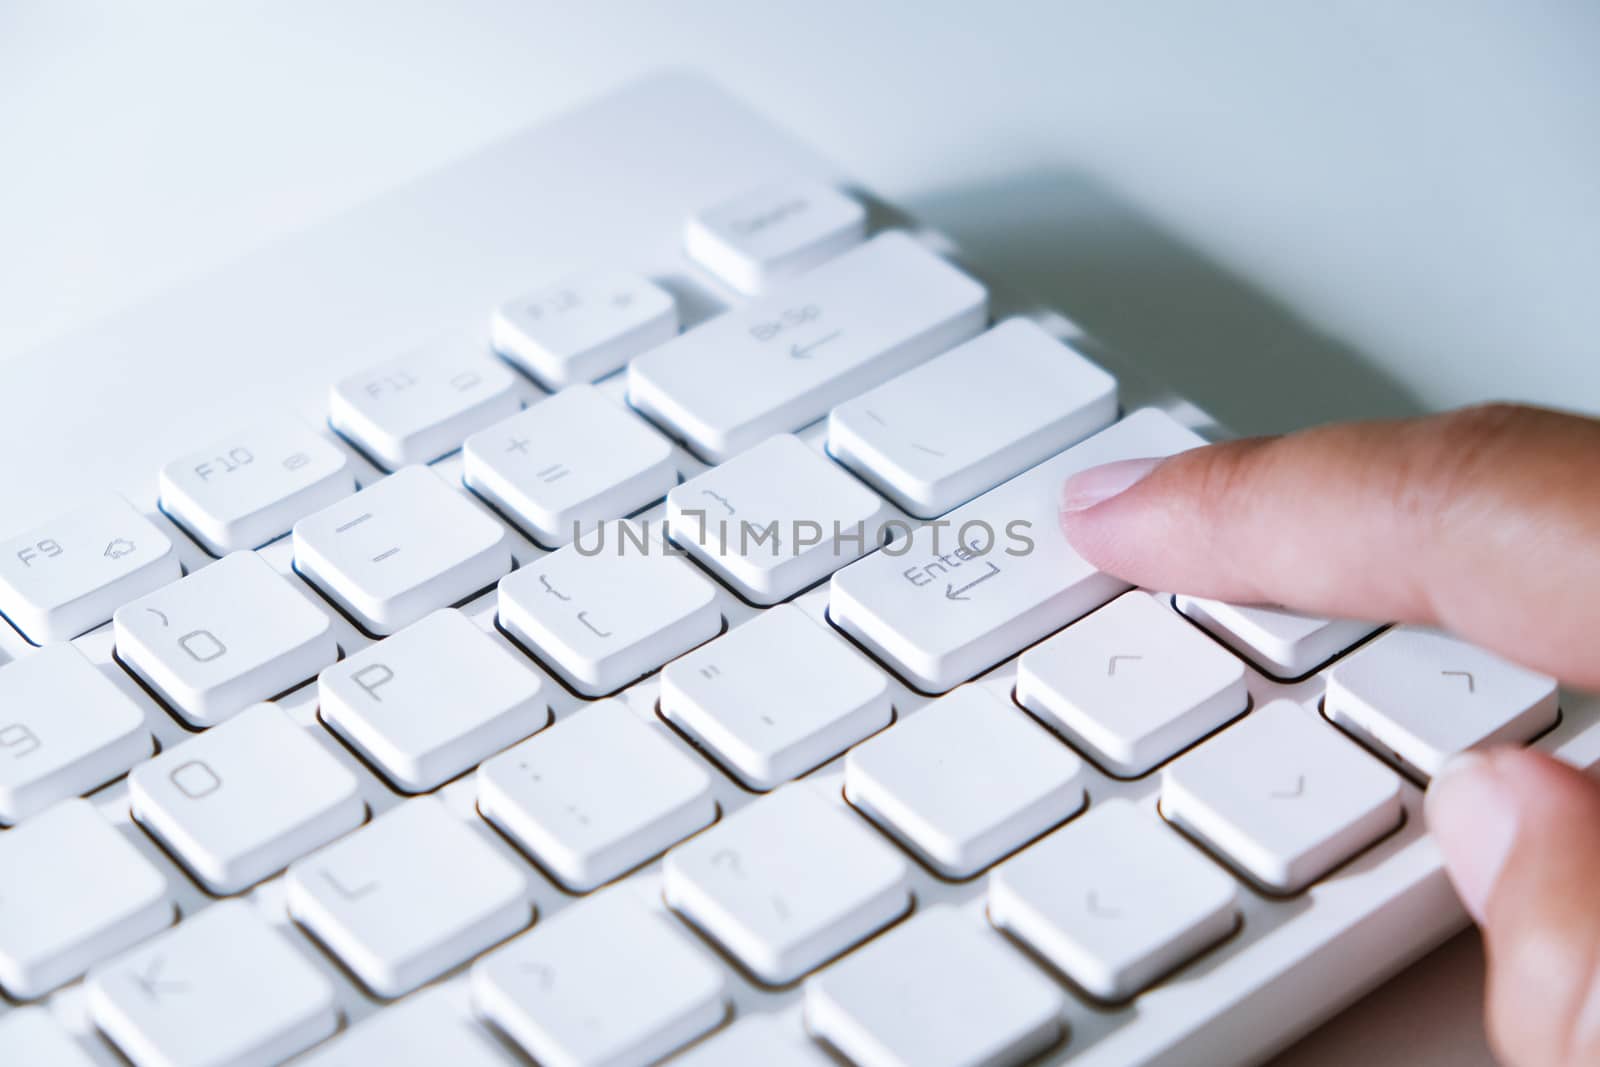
[1428,748,1600,1067]
[1057,404,1600,689]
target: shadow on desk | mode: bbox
[909,172,1424,438]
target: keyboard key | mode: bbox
[660,604,892,790]
[472,887,725,1067]
[0,644,151,824]
[464,384,675,546]
[1017,591,1248,776]
[1161,700,1403,893]
[87,900,338,1067]
[298,986,511,1067]
[845,685,1084,878]
[114,551,337,728]
[491,271,678,389]
[831,409,1207,693]
[685,178,866,294]
[294,466,513,636]
[0,495,181,645]
[671,1015,833,1067]
[158,422,354,554]
[129,704,364,894]
[804,907,1064,1067]
[330,342,521,469]
[667,434,889,604]
[0,799,171,998]
[320,608,548,792]
[0,1006,98,1067]
[989,799,1238,1001]
[629,232,987,462]
[1326,626,1560,779]
[286,797,530,997]
[497,521,720,697]
[829,318,1118,518]
[1174,596,1380,679]
[663,783,910,984]
[477,699,714,892]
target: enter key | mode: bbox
[828,408,1207,693]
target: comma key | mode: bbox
[829,409,1208,694]
[472,887,726,1067]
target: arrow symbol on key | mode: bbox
[945,563,1000,601]
[789,330,841,359]
[1441,670,1476,694]
[131,955,187,1002]
[1106,654,1143,676]
[1270,775,1306,800]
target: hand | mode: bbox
[1058,403,1600,1067]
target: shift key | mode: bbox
[829,409,1207,693]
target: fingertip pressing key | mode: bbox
[1058,456,1165,518]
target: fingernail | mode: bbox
[1425,751,1517,923]
[1059,457,1164,514]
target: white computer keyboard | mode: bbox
[0,73,1595,1067]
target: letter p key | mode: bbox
[353,663,394,702]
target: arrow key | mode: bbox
[990,799,1237,1000]
[88,900,337,1067]
[1017,591,1248,776]
[1161,701,1403,893]
[1326,626,1559,779]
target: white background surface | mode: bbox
[7,1,1599,1062]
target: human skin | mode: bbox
[1058,403,1600,1067]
